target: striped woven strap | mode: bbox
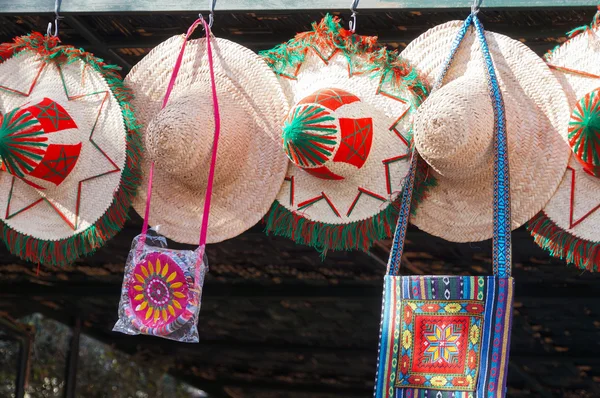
[387,13,512,278]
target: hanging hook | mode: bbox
[198,0,215,29]
[208,0,216,28]
[46,0,63,37]
[349,0,359,33]
[471,0,482,15]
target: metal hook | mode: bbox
[198,13,208,32]
[208,0,216,28]
[349,0,359,32]
[471,0,482,15]
[46,0,63,37]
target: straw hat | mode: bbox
[0,33,141,266]
[527,18,600,271]
[126,34,289,244]
[401,20,570,242]
[260,15,430,253]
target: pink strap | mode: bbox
[140,17,220,249]
[199,19,220,248]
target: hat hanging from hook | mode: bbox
[46,0,62,37]
[208,0,216,28]
[349,0,359,32]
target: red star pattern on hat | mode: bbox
[1,60,121,231]
[279,39,412,218]
[567,165,600,229]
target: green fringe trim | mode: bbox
[259,14,428,107]
[526,211,599,272]
[0,32,142,267]
[263,157,436,256]
[544,9,600,61]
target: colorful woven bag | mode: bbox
[374,13,515,397]
[113,16,219,342]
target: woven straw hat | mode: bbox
[126,34,289,244]
[260,15,430,253]
[527,18,600,271]
[401,20,570,242]
[0,33,140,266]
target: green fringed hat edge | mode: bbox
[527,211,600,272]
[530,10,600,271]
[259,14,432,255]
[0,32,142,267]
[263,155,436,256]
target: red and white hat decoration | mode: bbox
[528,13,600,271]
[261,15,431,253]
[0,33,141,266]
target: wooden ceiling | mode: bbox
[0,8,595,69]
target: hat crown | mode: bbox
[414,77,493,180]
[145,92,246,189]
[282,88,374,181]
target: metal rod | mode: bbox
[0,0,595,14]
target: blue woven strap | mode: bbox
[387,13,512,277]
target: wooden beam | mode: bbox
[0,281,383,299]
[63,317,81,398]
[0,0,596,14]
[15,339,31,398]
[508,362,554,398]
[64,15,132,69]
[68,23,571,50]
[174,372,373,397]
[2,278,600,299]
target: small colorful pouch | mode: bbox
[374,12,515,398]
[113,17,220,343]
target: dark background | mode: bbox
[1,8,600,398]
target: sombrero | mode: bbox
[260,15,431,253]
[401,20,570,242]
[527,12,600,271]
[0,33,141,266]
[126,32,289,244]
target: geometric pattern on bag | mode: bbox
[377,275,514,397]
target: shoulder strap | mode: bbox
[140,17,220,252]
[387,13,512,278]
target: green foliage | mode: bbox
[12,314,205,398]
[0,338,19,397]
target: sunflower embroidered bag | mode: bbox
[113,17,218,342]
[374,13,514,397]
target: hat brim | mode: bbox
[528,157,600,271]
[260,15,429,252]
[0,33,141,266]
[402,20,570,242]
[527,25,600,271]
[126,36,289,243]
